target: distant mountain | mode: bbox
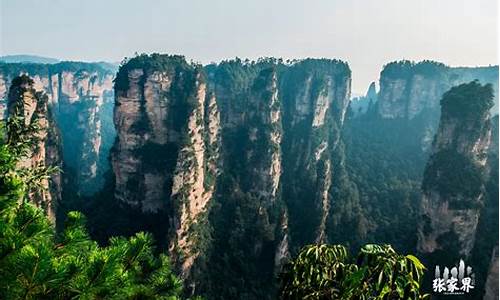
[377,60,499,118]
[95,61,119,73]
[0,61,116,196]
[0,54,60,64]
[0,56,119,74]
[349,81,377,116]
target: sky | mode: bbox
[0,0,498,95]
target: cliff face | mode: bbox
[377,61,499,119]
[366,81,377,101]
[203,59,352,299]
[279,60,351,248]
[52,69,115,196]
[347,65,498,298]
[207,58,350,291]
[110,56,352,298]
[473,115,499,299]
[418,81,494,257]
[349,81,377,116]
[168,73,220,276]
[6,75,62,220]
[0,62,116,196]
[112,55,221,279]
[484,247,499,300]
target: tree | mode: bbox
[0,77,184,300]
[279,244,429,299]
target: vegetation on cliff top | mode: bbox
[115,53,350,94]
[0,61,114,80]
[422,81,493,208]
[440,80,494,119]
[114,53,195,91]
[381,60,447,79]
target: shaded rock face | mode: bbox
[111,56,352,297]
[349,81,377,116]
[279,60,351,249]
[484,246,499,300]
[197,59,351,299]
[0,62,116,196]
[366,81,377,101]
[52,71,115,196]
[6,75,62,220]
[418,81,494,257]
[377,61,499,119]
[474,115,499,299]
[204,63,287,294]
[112,56,220,279]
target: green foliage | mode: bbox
[114,53,194,91]
[0,61,113,81]
[338,105,438,253]
[4,75,60,197]
[205,58,272,93]
[279,244,429,300]
[0,88,184,299]
[197,58,353,299]
[440,80,494,120]
[421,81,494,209]
[5,76,41,157]
[381,60,447,80]
[422,149,484,208]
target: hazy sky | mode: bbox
[0,0,498,94]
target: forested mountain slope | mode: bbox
[1,55,497,299]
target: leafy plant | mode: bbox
[279,244,429,300]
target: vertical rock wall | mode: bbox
[110,56,352,298]
[418,81,494,257]
[6,75,62,220]
[0,63,116,196]
[377,61,498,119]
[112,56,221,281]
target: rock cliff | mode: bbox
[472,115,499,299]
[484,246,499,300]
[110,56,352,298]
[377,61,498,119]
[418,81,494,257]
[6,75,62,220]
[2,53,498,300]
[202,60,287,297]
[349,82,377,116]
[0,62,116,196]
[112,54,221,280]
[279,59,351,249]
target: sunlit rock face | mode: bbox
[0,62,116,196]
[6,75,62,221]
[418,81,494,258]
[112,55,221,281]
[205,59,352,298]
[110,56,352,297]
[377,61,498,120]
